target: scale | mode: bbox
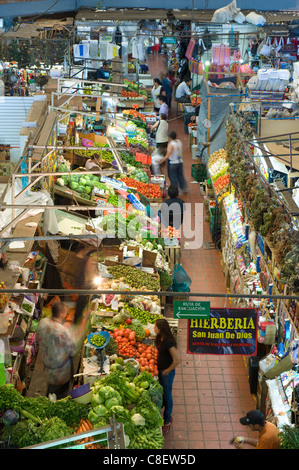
[87,331,111,374]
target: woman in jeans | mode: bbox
[154,319,180,434]
[160,131,188,193]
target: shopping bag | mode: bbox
[212,43,231,66]
[189,59,203,75]
[240,63,254,74]
[172,263,192,292]
[281,37,297,53]
[259,38,272,57]
[185,38,196,60]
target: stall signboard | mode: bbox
[162,37,177,45]
[187,308,258,355]
[174,301,210,320]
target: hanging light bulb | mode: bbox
[205,60,210,66]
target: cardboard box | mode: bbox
[94,135,108,145]
[256,354,293,414]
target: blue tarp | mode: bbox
[196,79,242,164]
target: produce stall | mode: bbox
[0,61,184,450]
[204,109,299,416]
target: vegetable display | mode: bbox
[0,385,90,448]
[107,264,160,291]
[88,368,164,449]
[89,333,106,348]
[120,177,161,199]
[123,303,162,325]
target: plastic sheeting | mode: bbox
[0,179,58,236]
[196,79,242,163]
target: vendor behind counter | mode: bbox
[97,61,111,80]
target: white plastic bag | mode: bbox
[233,11,246,23]
[259,39,272,57]
[151,150,163,175]
[211,0,240,23]
[246,12,266,26]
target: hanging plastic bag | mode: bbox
[172,263,192,292]
[259,38,272,57]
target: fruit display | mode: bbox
[161,226,181,238]
[120,177,161,200]
[208,148,229,178]
[121,89,146,99]
[127,134,148,149]
[112,327,139,357]
[106,265,160,291]
[134,342,158,376]
[122,109,146,122]
[191,94,201,107]
[123,79,148,98]
[122,303,163,325]
[213,173,230,196]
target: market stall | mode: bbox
[200,109,299,425]
[0,39,191,450]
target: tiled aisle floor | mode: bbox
[146,54,256,449]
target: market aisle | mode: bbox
[147,54,256,449]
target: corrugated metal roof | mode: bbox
[0,97,34,147]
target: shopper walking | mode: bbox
[36,302,89,399]
[154,318,180,434]
[159,131,188,193]
[158,95,169,119]
[158,184,185,230]
[150,113,169,157]
[232,410,281,449]
[151,78,163,113]
[159,71,173,109]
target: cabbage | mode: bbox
[58,164,68,172]
[84,185,92,194]
[57,178,64,186]
[93,404,108,417]
[92,418,109,428]
[2,409,19,426]
[91,392,105,408]
[105,397,120,410]
[70,181,79,190]
[108,405,130,423]
[88,409,99,423]
[76,185,85,194]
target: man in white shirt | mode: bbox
[176,78,192,103]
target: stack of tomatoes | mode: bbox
[135,342,158,377]
[112,327,137,358]
[122,89,143,98]
[120,177,161,199]
[111,327,159,377]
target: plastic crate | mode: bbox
[209,206,221,234]
[191,163,207,182]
